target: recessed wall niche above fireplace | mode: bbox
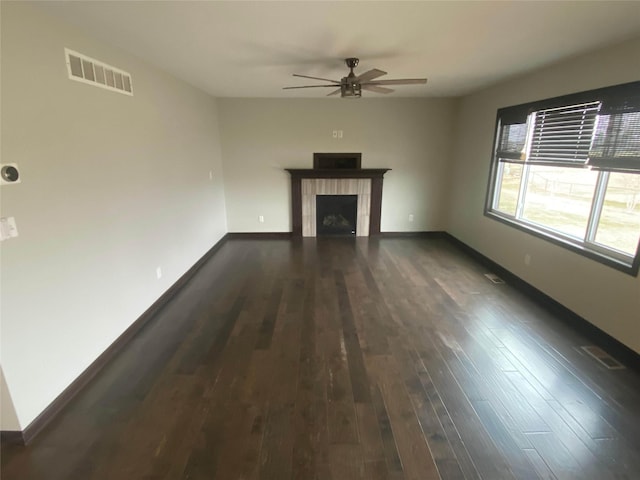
[313,152,361,169]
[286,154,390,237]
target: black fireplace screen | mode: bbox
[316,195,357,236]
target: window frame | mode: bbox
[484,81,640,276]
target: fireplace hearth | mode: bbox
[316,195,357,236]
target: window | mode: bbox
[486,81,640,275]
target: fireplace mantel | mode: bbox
[285,168,390,179]
[286,168,391,236]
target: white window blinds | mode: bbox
[528,102,600,166]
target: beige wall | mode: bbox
[447,36,640,354]
[0,3,227,429]
[0,367,20,431]
[218,98,456,233]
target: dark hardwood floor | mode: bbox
[3,236,640,479]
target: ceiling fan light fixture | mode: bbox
[341,82,361,98]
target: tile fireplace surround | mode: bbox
[286,169,390,237]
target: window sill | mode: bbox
[484,210,640,277]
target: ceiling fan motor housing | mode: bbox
[342,59,362,97]
[341,80,361,98]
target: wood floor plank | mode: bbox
[387,336,465,480]
[3,237,640,480]
[258,316,301,480]
[547,400,640,478]
[292,274,335,479]
[355,403,386,464]
[373,355,440,480]
[524,432,582,480]
[412,355,481,480]
[237,349,275,480]
[328,443,365,480]
[255,280,284,350]
[498,315,640,447]
[414,330,517,479]
[316,269,360,447]
[364,459,393,480]
[505,371,618,480]
[335,270,371,404]
[370,382,405,479]
[523,448,557,480]
[471,400,541,479]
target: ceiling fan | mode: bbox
[283,57,427,98]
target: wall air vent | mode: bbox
[65,48,133,96]
[580,345,625,370]
[484,273,505,284]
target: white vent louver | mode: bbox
[65,48,133,96]
[484,273,505,284]
[580,345,625,370]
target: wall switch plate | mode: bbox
[408,214,414,222]
[524,254,531,266]
[338,130,343,139]
[156,267,162,279]
[259,215,265,223]
[332,130,338,138]
[0,217,18,241]
[209,170,213,180]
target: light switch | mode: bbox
[0,217,19,241]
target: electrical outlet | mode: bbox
[156,267,162,279]
[408,214,414,222]
[332,130,338,138]
[259,215,264,223]
[524,254,531,266]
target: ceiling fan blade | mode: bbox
[355,68,387,82]
[283,84,341,90]
[362,78,427,86]
[327,88,341,96]
[293,73,341,83]
[362,85,394,94]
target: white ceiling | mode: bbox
[34,1,640,98]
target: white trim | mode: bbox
[586,171,608,242]
[64,48,133,96]
[487,209,635,267]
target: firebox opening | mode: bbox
[316,195,357,236]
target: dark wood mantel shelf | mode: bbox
[286,168,391,236]
[285,168,390,179]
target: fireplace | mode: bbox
[316,195,357,236]
[286,168,390,237]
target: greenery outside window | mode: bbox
[485,81,640,275]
